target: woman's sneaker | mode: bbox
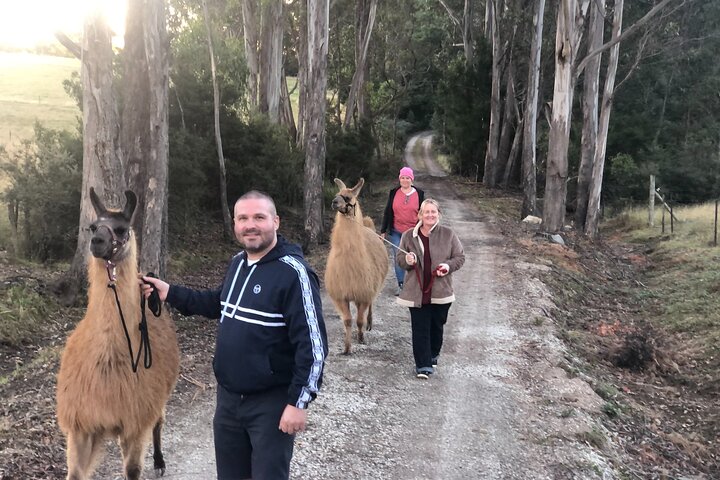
[416,367,433,379]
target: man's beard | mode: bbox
[240,230,273,253]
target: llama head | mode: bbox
[331,178,365,215]
[88,187,137,261]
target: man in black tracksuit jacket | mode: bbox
[142,191,328,480]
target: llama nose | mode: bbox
[91,236,106,246]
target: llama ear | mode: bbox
[123,190,138,222]
[334,178,346,191]
[351,178,365,196]
[89,187,106,216]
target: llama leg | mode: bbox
[119,434,146,480]
[367,304,373,331]
[66,431,99,480]
[331,299,353,354]
[356,304,369,344]
[152,417,166,476]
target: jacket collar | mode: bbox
[412,219,440,238]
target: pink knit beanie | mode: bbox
[399,166,414,180]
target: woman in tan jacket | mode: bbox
[397,198,465,379]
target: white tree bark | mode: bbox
[575,0,605,230]
[202,0,232,239]
[140,0,171,276]
[241,0,259,109]
[585,0,624,237]
[483,0,501,186]
[343,0,377,129]
[304,0,330,247]
[542,0,589,232]
[259,0,283,122]
[521,0,545,218]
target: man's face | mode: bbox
[233,198,279,257]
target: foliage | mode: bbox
[604,153,646,206]
[432,51,492,177]
[608,0,720,206]
[223,115,304,208]
[0,125,81,260]
[0,284,48,346]
[326,118,377,183]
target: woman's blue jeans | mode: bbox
[389,229,405,286]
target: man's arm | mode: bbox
[281,259,328,410]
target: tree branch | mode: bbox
[576,0,682,76]
[437,0,462,27]
[54,31,82,59]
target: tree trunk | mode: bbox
[585,0,623,237]
[503,120,523,187]
[242,0,259,109]
[496,57,518,185]
[296,0,308,147]
[202,0,233,240]
[139,0,171,277]
[123,0,151,257]
[462,0,473,64]
[521,0,545,218]
[575,0,604,230]
[304,0,329,249]
[259,0,283,122]
[63,11,124,305]
[543,0,589,232]
[280,71,298,139]
[343,0,377,129]
[483,0,501,187]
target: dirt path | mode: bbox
[96,134,621,479]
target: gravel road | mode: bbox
[96,133,621,479]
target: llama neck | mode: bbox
[330,212,366,247]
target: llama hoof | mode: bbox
[154,466,166,477]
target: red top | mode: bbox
[392,188,420,233]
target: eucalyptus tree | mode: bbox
[304,0,330,247]
[63,10,125,303]
[542,0,590,233]
[520,0,545,218]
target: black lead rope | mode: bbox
[109,273,162,373]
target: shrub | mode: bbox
[0,125,82,260]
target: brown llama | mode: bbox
[56,188,179,480]
[325,178,389,354]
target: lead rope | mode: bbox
[106,262,160,372]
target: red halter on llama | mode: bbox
[56,188,179,480]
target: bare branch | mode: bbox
[54,31,81,59]
[437,0,462,27]
[576,0,683,76]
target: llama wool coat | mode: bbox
[396,221,465,308]
[166,235,328,409]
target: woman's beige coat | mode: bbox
[396,220,465,308]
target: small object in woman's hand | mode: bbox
[435,265,448,276]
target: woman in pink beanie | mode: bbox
[380,167,424,295]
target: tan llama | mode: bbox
[56,188,179,480]
[325,178,389,354]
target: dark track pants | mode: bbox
[409,303,452,370]
[213,384,294,480]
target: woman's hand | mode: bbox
[435,263,449,277]
[405,252,417,266]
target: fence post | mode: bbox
[662,208,665,234]
[649,175,655,227]
[670,203,674,234]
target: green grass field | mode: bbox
[0,52,80,148]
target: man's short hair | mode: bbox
[236,190,277,216]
